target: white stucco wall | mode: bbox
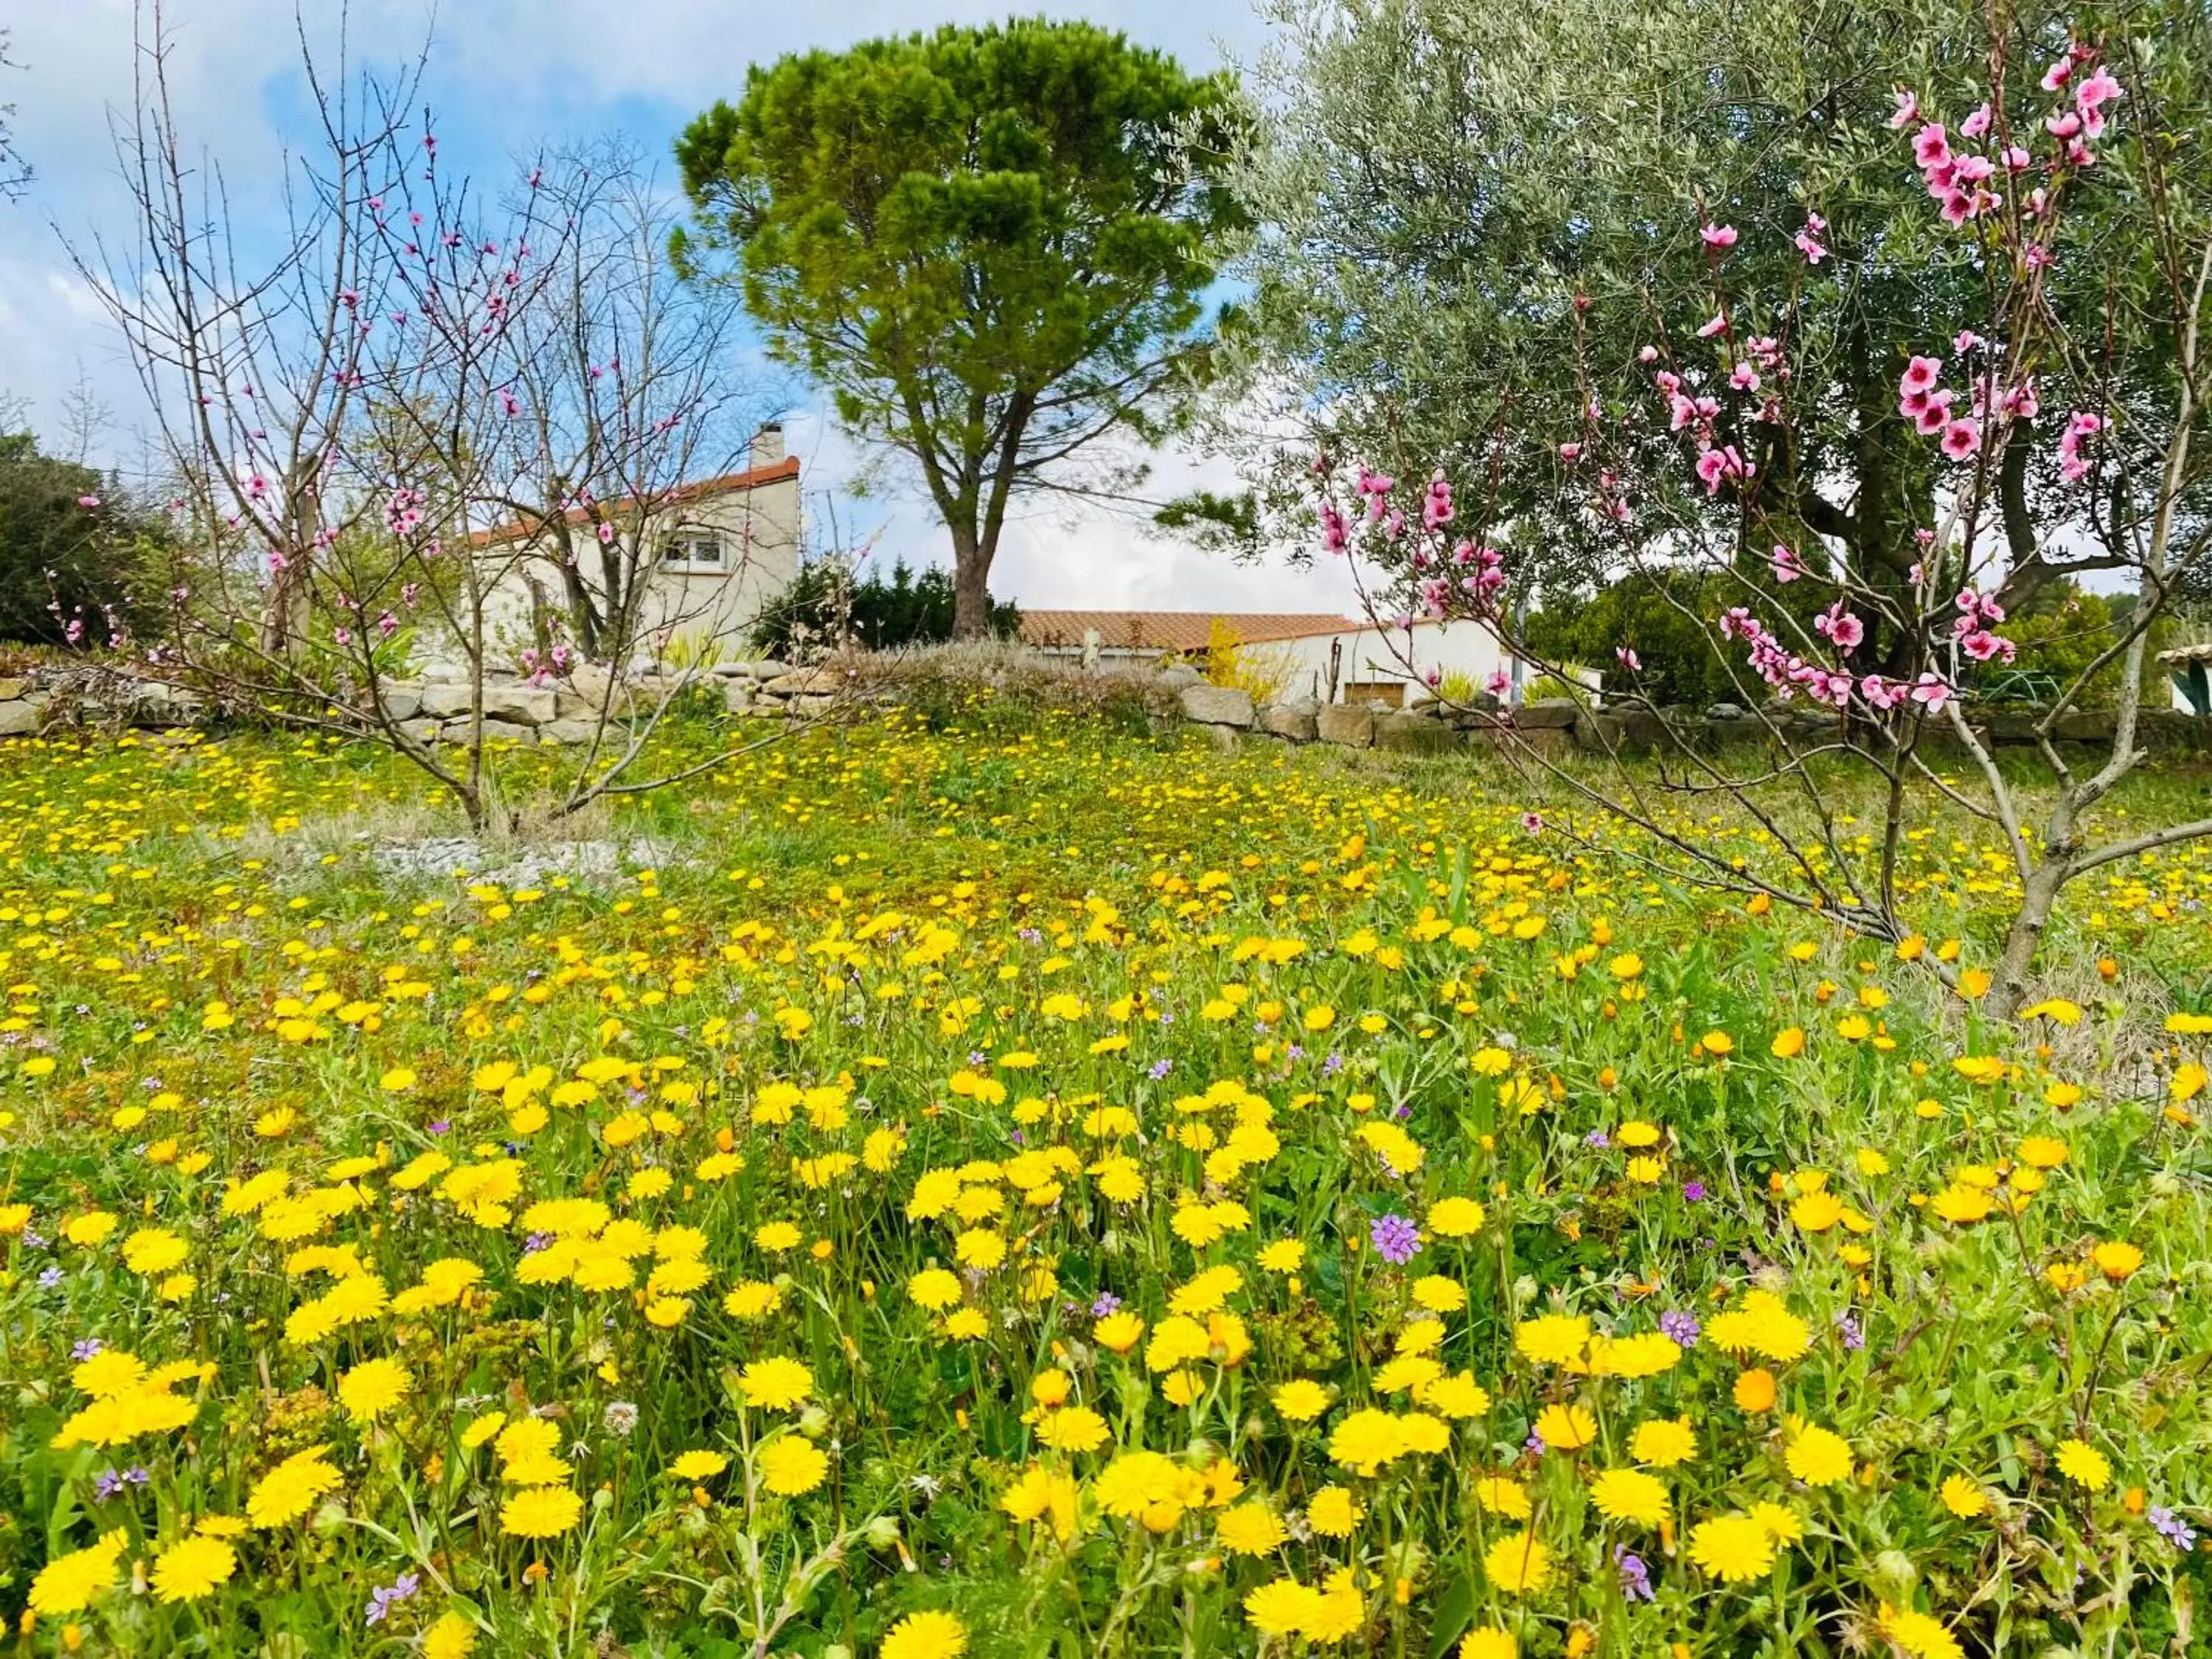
[1264,619,1513,704]
[466,460,801,669]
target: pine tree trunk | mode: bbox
[951,526,993,640]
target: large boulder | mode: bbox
[378,683,423,723]
[0,697,42,737]
[1374,710,1460,755]
[2052,710,2113,745]
[1573,712,1626,752]
[1513,698,1580,729]
[723,680,757,715]
[419,683,556,724]
[1156,663,1203,691]
[1179,684,1256,728]
[1261,701,1319,742]
[479,684,554,725]
[1317,705,1376,748]
[762,667,846,698]
[538,717,603,746]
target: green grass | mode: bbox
[0,707,2207,1658]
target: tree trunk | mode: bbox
[258,560,310,659]
[1989,857,2067,1019]
[950,525,993,640]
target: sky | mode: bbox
[0,0,1367,619]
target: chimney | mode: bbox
[751,422,785,467]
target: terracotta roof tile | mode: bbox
[467,456,800,549]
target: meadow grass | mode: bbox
[0,703,2208,1658]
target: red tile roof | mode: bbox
[467,456,800,549]
[1020,610,1360,653]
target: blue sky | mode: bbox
[0,0,1363,615]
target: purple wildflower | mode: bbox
[72,1338,104,1360]
[1524,1429,1546,1455]
[1369,1214,1420,1265]
[1322,1052,1344,1077]
[1091,1293,1123,1318]
[364,1573,421,1627]
[38,1267,63,1288]
[1615,1545,1655,1601]
[1834,1310,1865,1350]
[1284,1044,1304,1063]
[2150,1506,2198,1551]
[1585,1130,1612,1149]
[1148,1059,1172,1080]
[1659,1310,1700,1348]
[1683,1180,1708,1202]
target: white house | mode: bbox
[1020,608,1517,706]
[469,428,802,663]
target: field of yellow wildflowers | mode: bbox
[1,706,2208,1658]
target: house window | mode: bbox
[664,531,724,567]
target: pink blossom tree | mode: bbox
[1304,21,2212,1016]
[77,4,789,832]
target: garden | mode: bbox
[1,701,2207,1657]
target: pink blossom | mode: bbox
[597,522,617,545]
[1913,124,1952,170]
[1890,88,1922,128]
[1913,394,1955,436]
[1910,672,1955,713]
[1770,543,1804,583]
[1701,223,1738,248]
[1731,362,1760,392]
[2040,58,2073,93]
[1696,313,1728,339]
[1321,501,1349,554]
[1795,229,1829,263]
[1557,442,1582,462]
[77,494,101,509]
[1694,445,1752,494]
[2046,110,2081,139]
[1638,345,1660,364]
[1899,355,1943,394]
[2076,67,2122,112]
[1860,674,1903,711]
[1940,417,1982,459]
[1422,472,1455,530]
[2004,146,2034,173]
[1616,646,1642,672]
[1961,102,1993,139]
[2057,409,2104,483]
[1520,811,1544,834]
[1814,600,1865,653]
[1962,629,2017,664]
[1485,669,1511,696]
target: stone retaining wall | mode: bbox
[1,657,2205,759]
[1184,690,2212,758]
